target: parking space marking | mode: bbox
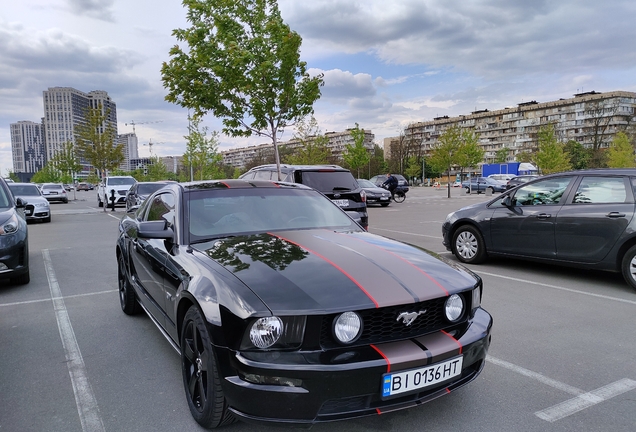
[478,271,636,306]
[372,227,443,240]
[535,378,636,422]
[0,290,117,308]
[43,249,106,432]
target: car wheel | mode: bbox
[181,306,234,429]
[10,270,30,285]
[381,203,390,207]
[44,216,51,223]
[621,245,636,291]
[63,199,68,204]
[452,225,487,264]
[98,195,103,207]
[465,187,470,194]
[118,253,140,315]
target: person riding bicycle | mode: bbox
[382,173,399,200]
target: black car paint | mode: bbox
[117,180,492,426]
[0,178,29,284]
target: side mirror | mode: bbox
[138,220,174,240]
[15,197,27,208]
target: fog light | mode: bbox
[241,373,302,387]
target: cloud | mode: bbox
[68,0,115,22]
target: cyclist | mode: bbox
[382,173,399,200]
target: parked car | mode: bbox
[443,169,636,291]
[506,174,540,189]
[461,177,507,194]
[7,183,51,223]
[0,178,29,284]
[239,164,368,229]
[369,174,410,194]
[487,174,516,182]
[76,182,90,191]
[357,179,391,206]
[63,183,74,192]
[41,183,69,203]
[116,179,492,428]
[126,180,176,210]
[97,176,136,208]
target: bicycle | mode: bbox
[382,185,406,203]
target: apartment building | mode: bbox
[388,90,636,163]
[10,120,46,182]
[117,133,139,172]
[222,128,375,169]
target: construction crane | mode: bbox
[143,139,165,156]
[125,120,163,134]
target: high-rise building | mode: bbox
[42,87,118,177]
[117,133,139,171]
[10,120,46,182]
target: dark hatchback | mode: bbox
[443,169,636,291]
[240,164,368,229]
[0,178,29,285]
[117,180,492,428]
[369,174,410,194]
[461,177,507,194]
[125,180,176,210]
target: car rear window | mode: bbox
[298,171,358,192]
[43,184,62,190]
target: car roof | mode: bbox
[246,164,348,172]
[179,179,314,191]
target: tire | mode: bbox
[63,199,69,204]
[181,307,234,429]
[118,253,140,315]
[44,216,51,223]
[452,225,487,264]
[10,270,30,285]
[465,187,470,194]
[98,195,103,207]
[621,245,636,292]
[393,191,406,203]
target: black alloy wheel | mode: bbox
[181,307,234,429]
[118,253,140,315]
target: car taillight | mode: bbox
[360,190,366,203]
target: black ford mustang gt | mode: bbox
[116,180,492,428]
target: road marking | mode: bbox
[477,271,636,306]
[43,249,106,432]
[0,290,117,308]
[372,227,443,239]
[535,378,636,422]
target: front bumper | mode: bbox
[0,231,29,278]
[216,308,492,426]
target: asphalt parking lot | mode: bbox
[1,187,635,431]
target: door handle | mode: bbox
[536,213,551,220]
[606,212,626,218]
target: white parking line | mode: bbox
[535,378,636,422]
[372,227,443,239]
[477,271,636,306]
[0,290,117,308]
[43,249,105,432]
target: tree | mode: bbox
[563,140,591,170]
[404,156,421,183]
[31,162,63,184]
[428,125,463,198]
[74,104,124,181]
[162,0,324,180]
[493,147,509,163]
[534,124,571,174]
[50,141,82,184]
[343,123,370,178]
[607,132,636,168]
[287,116,330,165]
[183,117,222,181]
[456,129,484,182]
[6,171,20,182]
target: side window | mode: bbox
[253,170,273,180]
[513,177,573,206]
[145,192,176,225]
[573,177,627,204]
[241,171,256,180]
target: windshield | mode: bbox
[138,183,169,195]
[108,178,136,186]
[357,179,376,188]
[299,171,358,192]
[187,187,358,242]
[9,185,41,196]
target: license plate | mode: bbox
[26,210,32,215]
[382,356,463,398]
[380,197,389,201]
[332,199,349,207]
[49,192,57,195]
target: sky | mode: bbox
[2,0,636,177]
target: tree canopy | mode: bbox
[607,132,635,168]
[287,116,330,165]
[162,0,324,180]
[343,123,370,178]
[534,124,571,174]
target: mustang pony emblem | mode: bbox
[396,310,427,326]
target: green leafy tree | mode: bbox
[183,117,223,181]
[404,156,421,183]
[287,116,330,165]
[50,141,82,184]
[563,140,591,170]
[74,104,124,180]
[146,157,174,181]
[607,132,636,168]
[31,162,63,183]
[343,123,370,178]
[534,124,572,174]
[162,0,324,180]
[456,129,484,182]
[494,147,509,163]
[428,125,463,198]
[6,171,20,182]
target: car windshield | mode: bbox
[299,171,358,192]
[187,187,358,242]
[357,179,376,188]
[138,183,168,195]
[108,178,136,186]
[9,185,41,196]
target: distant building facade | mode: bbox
[10,120,46,182]
[117,133,139,172]
[221,128,375,169]
[386,90,636,165]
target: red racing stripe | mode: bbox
[370,344,390,373]
[441,330,463,354]
[268,233,379,308]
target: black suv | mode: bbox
[240,164,368,229]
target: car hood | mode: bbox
[362,186,389,194]
[192,230,478,315]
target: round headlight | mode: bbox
[445,294,464,322]
[333,312,362,344]
[249,317,283,349]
